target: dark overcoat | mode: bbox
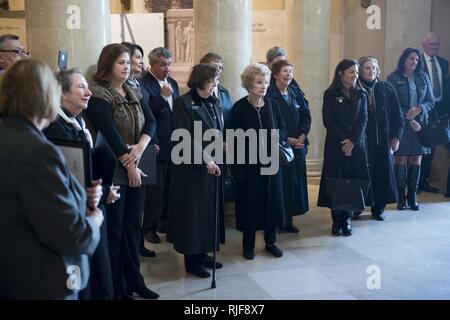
[317,87,371,209]
[357,80,405,207]
[267,83,311,220]
[166,90,225,255]
[227,97,286,232]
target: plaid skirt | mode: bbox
[395,121,431,156]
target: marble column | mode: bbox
[285,0,332,177]
[384,0,431,75]
[25,0,111,74]
[193,0,252,102]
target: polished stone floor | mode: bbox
[140,179,450,300]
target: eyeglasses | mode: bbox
[0,48,30,57]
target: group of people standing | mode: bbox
[319,32,449,236]
[0,30,448,300]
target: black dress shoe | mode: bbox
[372,214,385,221]
[140,247,156,258]
[203,255,223,269]
[352,212,362,220]
[265,244,283,258]
[419,181,439,193]
[133,287,159,299]
[280,225,300,233]
[186,266,211,278]
[144,232,161,244]
[243,250,255,260]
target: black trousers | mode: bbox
[106,185,146,297]
[79,205,114,300]
[184,253,207,271]
[243,227,276,252]
[142,161,170,234]
[420,100,447,186]
[420,147,435,186]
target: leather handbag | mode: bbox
[266,98,294,166]
[279,141,294,166]
[326,176,370,212]
[417,117,450,148]
[325,156,370,212]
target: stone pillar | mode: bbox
[384,0,431,75]
[193,0,252,102]
[285,0,332,176]
[25,0,111,74]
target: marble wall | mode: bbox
[193,0,253,102]
[25,0,111,74]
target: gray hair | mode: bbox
[266,46,287,64]
[241,63,271,92]
[0,34,19,49]
[56,68,83,93]
[148,47,173,65]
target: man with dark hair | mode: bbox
[0,34,29,74]
[139,47,180,244]
[419,33,449,193]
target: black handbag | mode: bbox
[417,117,450,147]
[279,141,294,166]
[325,157,370,212]
[266,98,294,166]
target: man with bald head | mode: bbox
[0,34,29,75]
[419,33,450,194]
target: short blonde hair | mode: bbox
[358,56,381,78]
[241,63,271,92]
[0,58,61,121]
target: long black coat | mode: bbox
[267,83,311,220]
[317,87,371,209]
[357,80,404,207]
[166,90,225,255]
[228,97,286,232]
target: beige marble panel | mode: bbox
[285,0,331,176]
[384,0,432,76]
[193,0,252,102]
[25,0,111,75]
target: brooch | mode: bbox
[336,96,344,103]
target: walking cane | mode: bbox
[211,174,219,289]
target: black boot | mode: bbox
[341,211,353,236]
[407,165,421,211]
[331,210,342,236]
[394,165,407,210]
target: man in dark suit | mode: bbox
[139,47,179,244]
[419,33,450,193]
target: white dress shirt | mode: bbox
[149,69,174,110]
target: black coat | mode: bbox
[138,71,180,161]
[217,84,233,127]
[317,87,371,209]
[43,111,114,300]
[0,117,99,299]
[166,90,225,255]
[267,83,311,218]
[228,97,286,232]
[357,80,404,207]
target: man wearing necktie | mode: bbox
[419,33,450,194]
[138,48,180,244]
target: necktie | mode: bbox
[430,58,441,99]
